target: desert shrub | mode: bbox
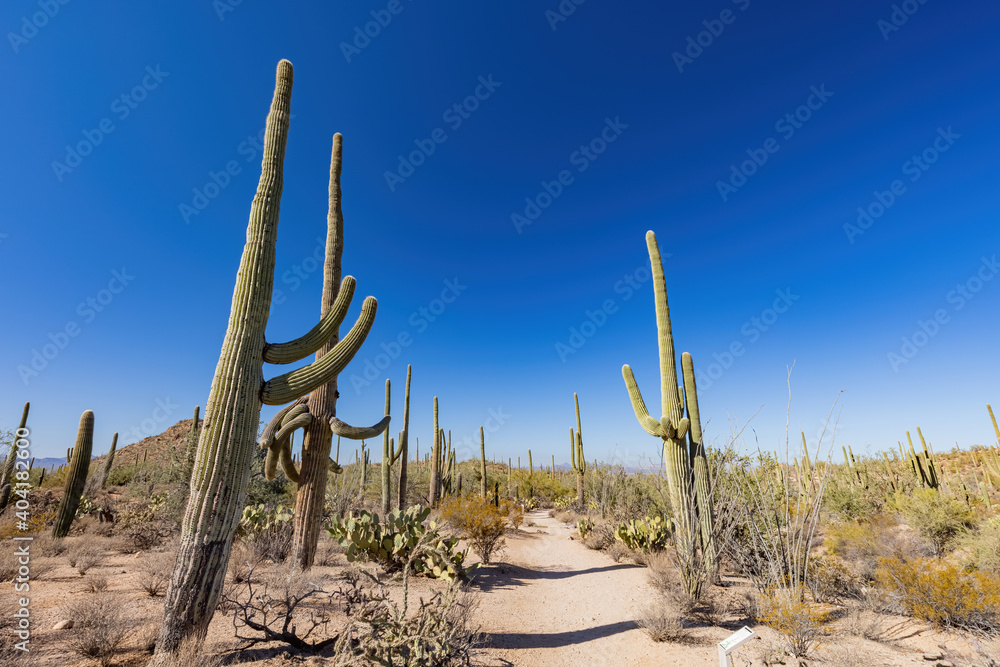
[31,533,67,558]
[61,593,135,666]
[237,503,294,563]
[896,488,973,555]
[326,505,476,581]
[824,480,882,522]
[112,491,172,551]
[843,607,891,643]
[66,542,104,575]
[807,555,863,603]
[876,556,1000,634]
[137,551,174,597]
[959,515,1000,573]
[758,587,828,658]
[583,521,615,551]
[439,495,508,565]
[498,498,523,530]
[606,541,631,563]
[637,598,690,643]
[27,557,56,580]
[85,573,108,592]
[614,515,670,554]
[825,515,931,581]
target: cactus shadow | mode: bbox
[485,620,638,649]
[472,562,639,592]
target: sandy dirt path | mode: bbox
[472,509,722,667]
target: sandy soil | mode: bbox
[6,511,998,666]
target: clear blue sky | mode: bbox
[3,1,999,467]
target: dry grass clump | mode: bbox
[137,550,174,597]
[582,522,615,551]
[842,606,892,643]
[605,541,631,564]
[61,593,136,666]
[85,573,109,592]
[31,533,68,558]
[66,541,105,575]
[637,597,691,643]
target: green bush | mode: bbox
[439,495,507,564]
[897,488,973,555]
[326,506,476,581]
[959,516,1000,573]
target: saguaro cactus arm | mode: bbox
[329,415,391,439]
[260,297,378,405]
[262,276,357,364]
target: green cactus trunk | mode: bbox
[381,379,402,515]
[571,393,586,507]
[622,230,711,601]
[154,61,384,660]
[97,432,118,490]
[0,402,29,511]
[480,427,488,499]
[184,405,200,477]
[682,353,716,579]
[396,365,411,510]
[429,397,441,505]
[53,411,94,538]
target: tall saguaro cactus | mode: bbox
[97,432,118,490]
[570,393,586,507]
[53,411,93,538]
[480,426,488,499]
[154,61,384,661]
[380,379,402,514]
[621,230,714,600]
[396,365,412,510]
[0,402,30,511]
[256,115,389,571]
[429,397,441,505]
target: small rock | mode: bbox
[923,655,943,662]
[52,620,74,630]
[935,662,954,667]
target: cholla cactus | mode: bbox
[53,411,94,538]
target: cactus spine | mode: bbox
[480,426,488,499]
[154,61,387,660]
[396,365,411,510]
[571,393,586,507]
[380,379,402,515]
[97,432,118,490]
[53,411,94,538]
[0,402,29,511]
[621,230,714,600]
